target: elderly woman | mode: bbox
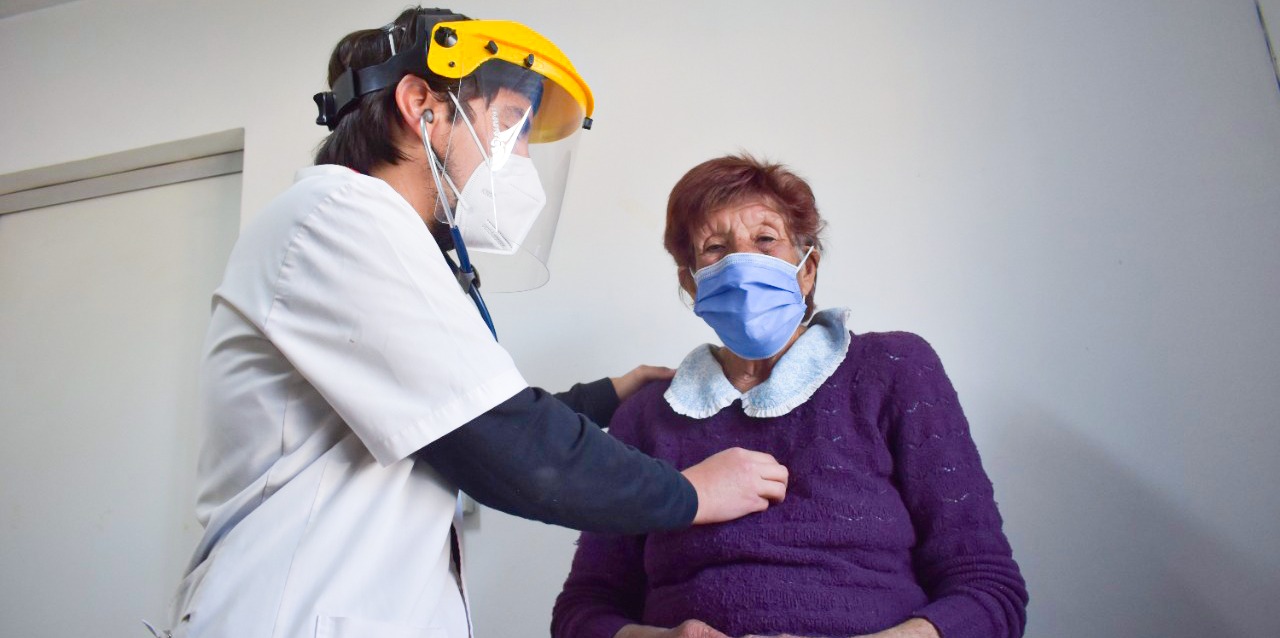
[552,155,1027,638]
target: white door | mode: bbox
[0,173,241,637]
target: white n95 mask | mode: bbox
[452,154,547,255]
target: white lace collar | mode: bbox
[663,308,852,419]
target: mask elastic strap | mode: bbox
[795,246,815,271]
[439,114,462,201]
[421,112,498,340]
[448,91,492,165]
[441,170,463,202]
[688,245,816,278]
[447,91,501,227]
[421,115,457,227]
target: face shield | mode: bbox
[313,15,593,295]
[425,58,585,292]
[415,20,591,292]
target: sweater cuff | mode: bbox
[913,595,989,638]
[581,377,621,427]
[674,471,699,528]
[555,377,622,429]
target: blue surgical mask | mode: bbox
[691,247,814,360]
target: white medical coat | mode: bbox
[171,165,527,638]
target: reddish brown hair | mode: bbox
[664,154,826,316]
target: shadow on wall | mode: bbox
[993,411,1277,638]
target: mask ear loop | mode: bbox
[421,106,473,234]
[688,245,815,279]
[796,245,817,326]
[440,167,462,201]
[422,114,457,227]
[794,245,815,271]
[447,91,492,165]
[422,111,498,339]
[447,90,501,230]
[431,107,463,202]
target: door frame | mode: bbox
[0,129,244,216]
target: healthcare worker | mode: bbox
[161,6,789,638]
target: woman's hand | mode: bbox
[740,634,831,638]
[615,620,730,638]
[739,617,939,638]
[611,364,677,402]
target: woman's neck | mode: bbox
[714,325,806,393]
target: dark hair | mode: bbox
[665,153,826,318]
[314,7,545,174]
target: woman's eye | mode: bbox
[757,236,777,245]
[704,244,725,253]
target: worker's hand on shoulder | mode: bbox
[611,364,676,402]
[681,447,788,525]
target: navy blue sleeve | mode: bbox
[553,378,621,429]
[416,387,697,534]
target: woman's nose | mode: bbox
[728,236,758,254]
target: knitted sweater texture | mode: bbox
[552,331,1027,638]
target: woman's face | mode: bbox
[688,200,804,269]
[680,199,819,297]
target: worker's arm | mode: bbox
[416,386,694,533]
[552,378,620,430]
[555,365,677,429]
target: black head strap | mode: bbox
[313,9,468,130]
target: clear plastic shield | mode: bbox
[431,59,585,292]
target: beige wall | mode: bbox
[3,1,1279,636]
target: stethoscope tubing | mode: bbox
[449,226,498,339]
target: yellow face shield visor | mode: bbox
[425,20,593,144]
[314,13,593,144]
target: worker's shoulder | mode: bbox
[280,164,403,218]
[246,165,414,239]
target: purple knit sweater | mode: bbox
[552,331,1027,638]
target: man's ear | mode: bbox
[393,74,440,133]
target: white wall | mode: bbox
[0,174,242,635]
[3,1,1278,637]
